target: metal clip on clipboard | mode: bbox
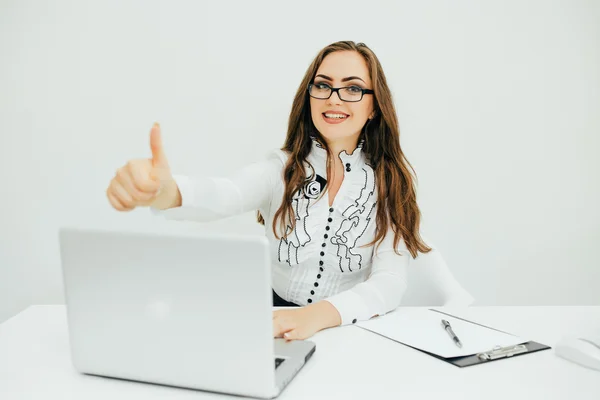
[477,344,529,360]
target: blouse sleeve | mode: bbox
[324,227,411,325]
[151,150,285,222]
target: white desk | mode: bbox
[1,306,599,400]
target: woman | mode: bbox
[106,40,431,340]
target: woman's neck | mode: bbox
[325,135,359,167]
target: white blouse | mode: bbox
[154,139,411,325]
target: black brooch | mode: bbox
[303,174,327,199]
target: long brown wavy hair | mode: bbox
[258,40,431,258]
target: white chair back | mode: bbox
[400,241,474,307]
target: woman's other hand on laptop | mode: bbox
[273,301,342,341]
[106,122,182,212]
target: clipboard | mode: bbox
[430,309,551,367]
[413,340,551,368]
[356,308,552,368]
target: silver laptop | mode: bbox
[58,226,316,399]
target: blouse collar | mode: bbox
[308,136,366,171]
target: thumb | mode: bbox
[150,122,169,168]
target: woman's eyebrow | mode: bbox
[315,74,366,83]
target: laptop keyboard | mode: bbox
[275,357,285,369]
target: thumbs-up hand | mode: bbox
[107,123,177,211]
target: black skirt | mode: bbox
[272,289,300,307]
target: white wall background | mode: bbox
[1,0,599,324]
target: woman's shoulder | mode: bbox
[260,147,290,167]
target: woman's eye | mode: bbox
[347,86,362,93]
[315,83,331,90]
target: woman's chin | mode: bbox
[318,129,360,143]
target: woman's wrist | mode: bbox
[151,178,181,210]
[311,300,342,329]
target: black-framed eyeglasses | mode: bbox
[308,83,374,102]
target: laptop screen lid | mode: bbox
[59,226,277,398]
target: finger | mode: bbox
[114,170,150,202]
[111,181,136,209]
[283,329,300,341]
[107,190,133,212]
[127,163,161,195]
[272,316,296,338]
[117,173,156,202]
[150,122,168,168]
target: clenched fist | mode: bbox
[106,122,179,211]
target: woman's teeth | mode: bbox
[324,113,348,119]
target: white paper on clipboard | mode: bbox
[355,308,529,358]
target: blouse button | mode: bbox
[319,261,324,266]
[321,243,326,248]
[325,226,330,231]
[352,319,357,324]
[324,234,328,239]
[320,251,324,256]
[328,218,332,222]
[310,290,315,295]
[307,299,313,303]
[317,274,321,279]
[319,267,324,272]
[329,207,334,213]
[314,282,319,287]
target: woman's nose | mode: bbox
[326,90,343,105]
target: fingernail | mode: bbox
[283,333,289,338]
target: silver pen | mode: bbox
[441,319,462,348]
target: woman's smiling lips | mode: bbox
[322,110,349,124]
